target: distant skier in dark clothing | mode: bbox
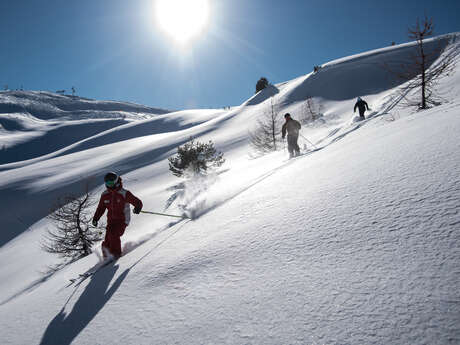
[354,97,370,120]
[282,113,301,158]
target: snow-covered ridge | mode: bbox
[0,91,173,165]
[278,33,455,103]
[322,32,458,68]
[0,90,170,120]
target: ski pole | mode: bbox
[299,133,318,149]
[140,210,189,219]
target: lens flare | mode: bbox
[155,0,210,44]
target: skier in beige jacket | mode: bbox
[281,113,301,158]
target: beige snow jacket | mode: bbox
[282,118,301,138]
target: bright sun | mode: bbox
[155,0,210,44]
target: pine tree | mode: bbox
[255,77,269,93]
[168,138,225,177]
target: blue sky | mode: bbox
[2,0,460,110]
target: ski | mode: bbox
[284,148,321,162]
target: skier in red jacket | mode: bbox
[92,172,143,258]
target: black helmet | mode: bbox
[284,113,291,119]
[104,172,120,189]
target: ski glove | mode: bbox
[133,206,142,214]
[92,219,98,227]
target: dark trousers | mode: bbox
[359,109,366,118]
[287,134,300,157]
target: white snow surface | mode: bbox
[0,34,459,345]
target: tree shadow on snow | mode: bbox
[39,264,129,345]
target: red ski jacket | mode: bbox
[93,183,143,225]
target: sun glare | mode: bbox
[155,0,210,44]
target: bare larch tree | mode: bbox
[301,97,323,123]
[42,185,103,262]
[386,16,457,110]
[249,96,283,154]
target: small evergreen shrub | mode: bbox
[168,138,225,178]
[255,77,269,93]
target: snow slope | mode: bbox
[0,34,459,345]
